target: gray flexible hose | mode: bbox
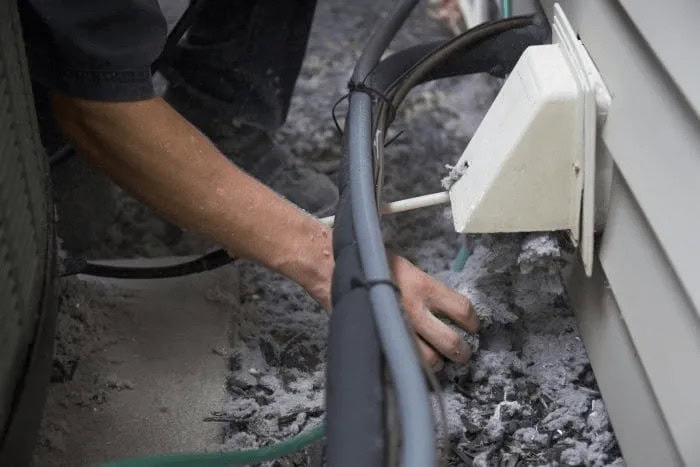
[341,8,544,467]
[347,0,437,458]
[347,93,436,466]
[346,1,436,464]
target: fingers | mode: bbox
[388,255,478,365]
[426,279,480,333]
[417,337,443,371]
[414,309,472,364]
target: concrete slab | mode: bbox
[33,258,239,466]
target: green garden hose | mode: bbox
[501,0,512,18]
[451,244,470,272]
[101,423,326,467]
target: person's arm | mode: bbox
[52,93,479,367]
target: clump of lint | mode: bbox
[441,159,469,190]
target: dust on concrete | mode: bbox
[203,266,327,466]
[37,0,624,465]
[33,279,132,460]
[34,266,237,466]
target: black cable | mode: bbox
[387,16,536,119]
[366,20,548,92]
[331,19,546,140]
[151,0,205,72]
[60,248,234,279]
[371,15,538,160]
[331,93,349,136]
[48,144,75,168]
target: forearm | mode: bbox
[52,93,333,305]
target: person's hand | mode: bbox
[389,255,480,370]
[305,241,479,369]
[53,92,478,370]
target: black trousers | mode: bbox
[20,0,316,131]
[171,0,317,130]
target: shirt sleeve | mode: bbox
[19,0,168,101]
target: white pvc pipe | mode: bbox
[319,191,450,227]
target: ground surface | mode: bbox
[31,261,238,466]
[34,1,624,466]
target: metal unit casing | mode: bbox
[0,1,57,464]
